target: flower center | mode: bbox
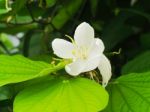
[72,46,88,60]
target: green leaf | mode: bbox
[0,55,68,87]
[0,75,55,102]
[30,54,52,63]
[101,12,134,51]
[52,0,83,29]
[46,0,56,7]
[27,32,44,57]
[120,8,150,22]
[0,33,14,49]
[0,9,8,15]
[103,72,150,112]
[140,33,150,49]
[14,78,108,112]
[0,0,10,15]
[12,0,28,14]
[122,51,150,74]
[0,85,12,100]
[0,23,38,34]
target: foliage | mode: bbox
[0,55,67,86]
[122,51,150,74]
[14,78,108,112]
[103,71,150,112]
[0,0,150,112]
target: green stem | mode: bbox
[23,30,34,57]
[0,23,38,34]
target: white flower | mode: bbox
[52,22,112,87]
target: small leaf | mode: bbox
[14,78,109,112]
[52,0,83,29]
[46,0,56,7]
[0,55,67,87]
[122,51,150,74]
[103,72,150,112]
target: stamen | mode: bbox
[65,35,75,44]
[71,45,89,60]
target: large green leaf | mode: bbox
[0,75,55,102]
[122,51,150,74]
[14,78,108,112]
[103,72,150,112]
[0,55,67,87]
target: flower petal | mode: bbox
[74,22,94,47]
[98,55,112,87]
[95,38,105,53]
[65,60,85,76]
[83,55,101,72]
[52,38,75,59]
[88,38,104,58]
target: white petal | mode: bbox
[74,22,94,47]
[98,55,112,87]
[88,38,104,58]
[95,38,105,53]
[52,38,75,59]
[83,55,101,72]
[65,59,85,76]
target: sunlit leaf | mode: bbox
[0,55,67,87]
[103,72,150,112]
[14,77,108,112]
[0,0,9,14]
